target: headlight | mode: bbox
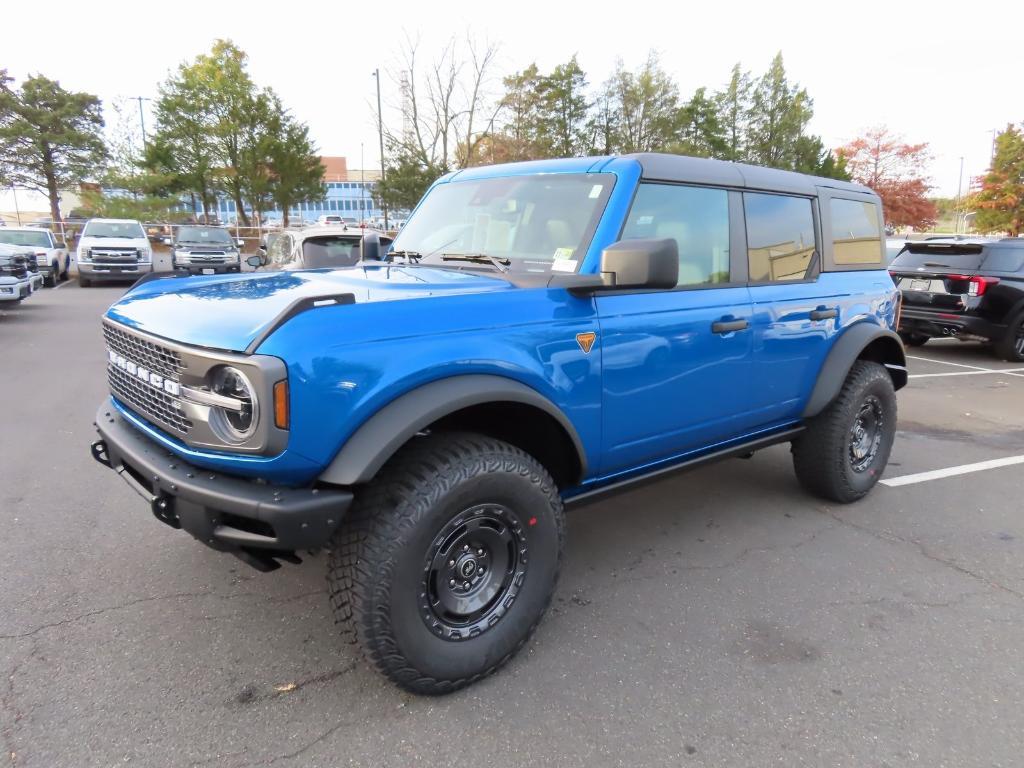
[173,249,190,263]
[139,247,152,263]
[208,366,259,442]
[77,248,91,262]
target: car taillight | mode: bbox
[946,274,999,297]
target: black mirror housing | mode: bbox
[361,231,381,261]
[598,238,678,291]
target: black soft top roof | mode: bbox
[624,152,875,197]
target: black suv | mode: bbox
[890,238,1024,361]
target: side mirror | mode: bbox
[236,238,244,249]
[361,230,381,261]
[246,254,265,268]
[597,238,678,290]
[54,241,66,250]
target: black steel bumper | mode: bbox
[92,401,352,570]
[174,264,241,275]
[899,307,1002,340]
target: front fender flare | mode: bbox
[803,324,907,418]
[318,374,587,486]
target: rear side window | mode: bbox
[981,247,1024,273]
[831,198,882,264]
[621,183,730,287]
[744,193,817,282]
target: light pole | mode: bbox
[131,96,152,151]
[955,156,964,234]
[360,143,366,225]
[372,69,388,231]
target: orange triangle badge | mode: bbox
[576,332,597,354]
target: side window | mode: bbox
[745,192,817,283]
[621,183,730,287]
[831,198,882,264]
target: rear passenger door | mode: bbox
[744,192,841,423]
[595,183,758,475]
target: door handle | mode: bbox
[711,318,749,334]
[810,307,838,321]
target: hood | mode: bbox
[80,236,148,249]
[105,264,513,352]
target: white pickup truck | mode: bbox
[76,219,153,286]
[0,227,69,287]
[0,244,36,304]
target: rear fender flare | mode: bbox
[318,375,587,486]
[803,324,907,418]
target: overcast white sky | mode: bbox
[5,0,1022,198]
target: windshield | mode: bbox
[175,226,233,245]
[393,173,613,271]
[301,235,362,268]
[83,221,145,239]
[0,230,50,248]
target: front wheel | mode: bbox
[792,360,897,503]
[327,432,565,694]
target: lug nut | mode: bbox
[449,579,456,587]
[477,548,484,556]
[448,560,455,567]
[463,544,469,551]
[479,567,485,574]
[463,582,470,589]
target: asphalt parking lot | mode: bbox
[2,282,1024,767]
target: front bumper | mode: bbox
[899,307,1002,340]
[0,279,32,301]
[92,400,352,570]
[173,262,241,275]
[79,262,154,281]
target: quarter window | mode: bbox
[831,198,882,264]
[621,183,731,287]
[745,193,817,282]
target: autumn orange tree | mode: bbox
[971,124,1024,236]
[838,127,936,230]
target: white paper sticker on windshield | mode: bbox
[637,215,654,225]
[589,184,603,199]
[552,258,578,272]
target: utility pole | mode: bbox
[360,143,366,225]
[373,69,388,231]
[11,185,21,226]
[132,96,152,151]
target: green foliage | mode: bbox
[672,87,726,158]
[0,71,107,221]
[538,56,590,158]
[377,145,445,211]
[78,187,186,222]
[150,39,323,225]
[971,124,1024,236]
[745,53,813,168]
[606,53,679,153]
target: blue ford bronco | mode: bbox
[92,154,907,694]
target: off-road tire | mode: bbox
[994,312,1024,363]
[898,331,929,347]
[792,360,897,503]
[45,268,58,288]
[327,431,565,695]
[78,276,91,287]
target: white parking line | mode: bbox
[881,455,1024,487]
[906,355,1024,378]
[910,369,1024,379]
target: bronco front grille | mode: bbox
[103,324,184,380]
[108,364,193,435]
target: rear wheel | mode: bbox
[994,313,1024,363]
[327,431,565,694]
[898,331,929,347]
[45,267,58,287]
[792,360,897,503]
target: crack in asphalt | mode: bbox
[0,589,327,641]
[826,591,985,611]
[817,508,1024,601]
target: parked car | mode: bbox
[91,153,905,694]
[252,226,391,271]
[0,245,34,304]
[0,226,70,286]
[22,250,43,293]
[890,237,1024,360]
[76,219,153,286]
[316,214,345,227]
[171,225,242,275]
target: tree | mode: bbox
[537,56,590,158]
[0,72,106,223]
[376,144,444,211]
[673,87,726,158]
[745,53,813,169]
[793,135,850,180]
[606,53,679,154]
[496,63,544,160]
[971,124,1024,236]
[715,64,752,162]
[839,126,936,230]
[267,113,324,228]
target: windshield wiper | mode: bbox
[383,249,422,263]
[440,253,511,272]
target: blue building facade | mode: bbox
[201,178,382,225]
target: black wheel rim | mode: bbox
[420,504,527,641]
[1014,325,1024,356]
[849,395,884,473]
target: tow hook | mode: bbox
[90,439,111,468]
[151,496,181,529]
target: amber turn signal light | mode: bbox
[273,380,289,429]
